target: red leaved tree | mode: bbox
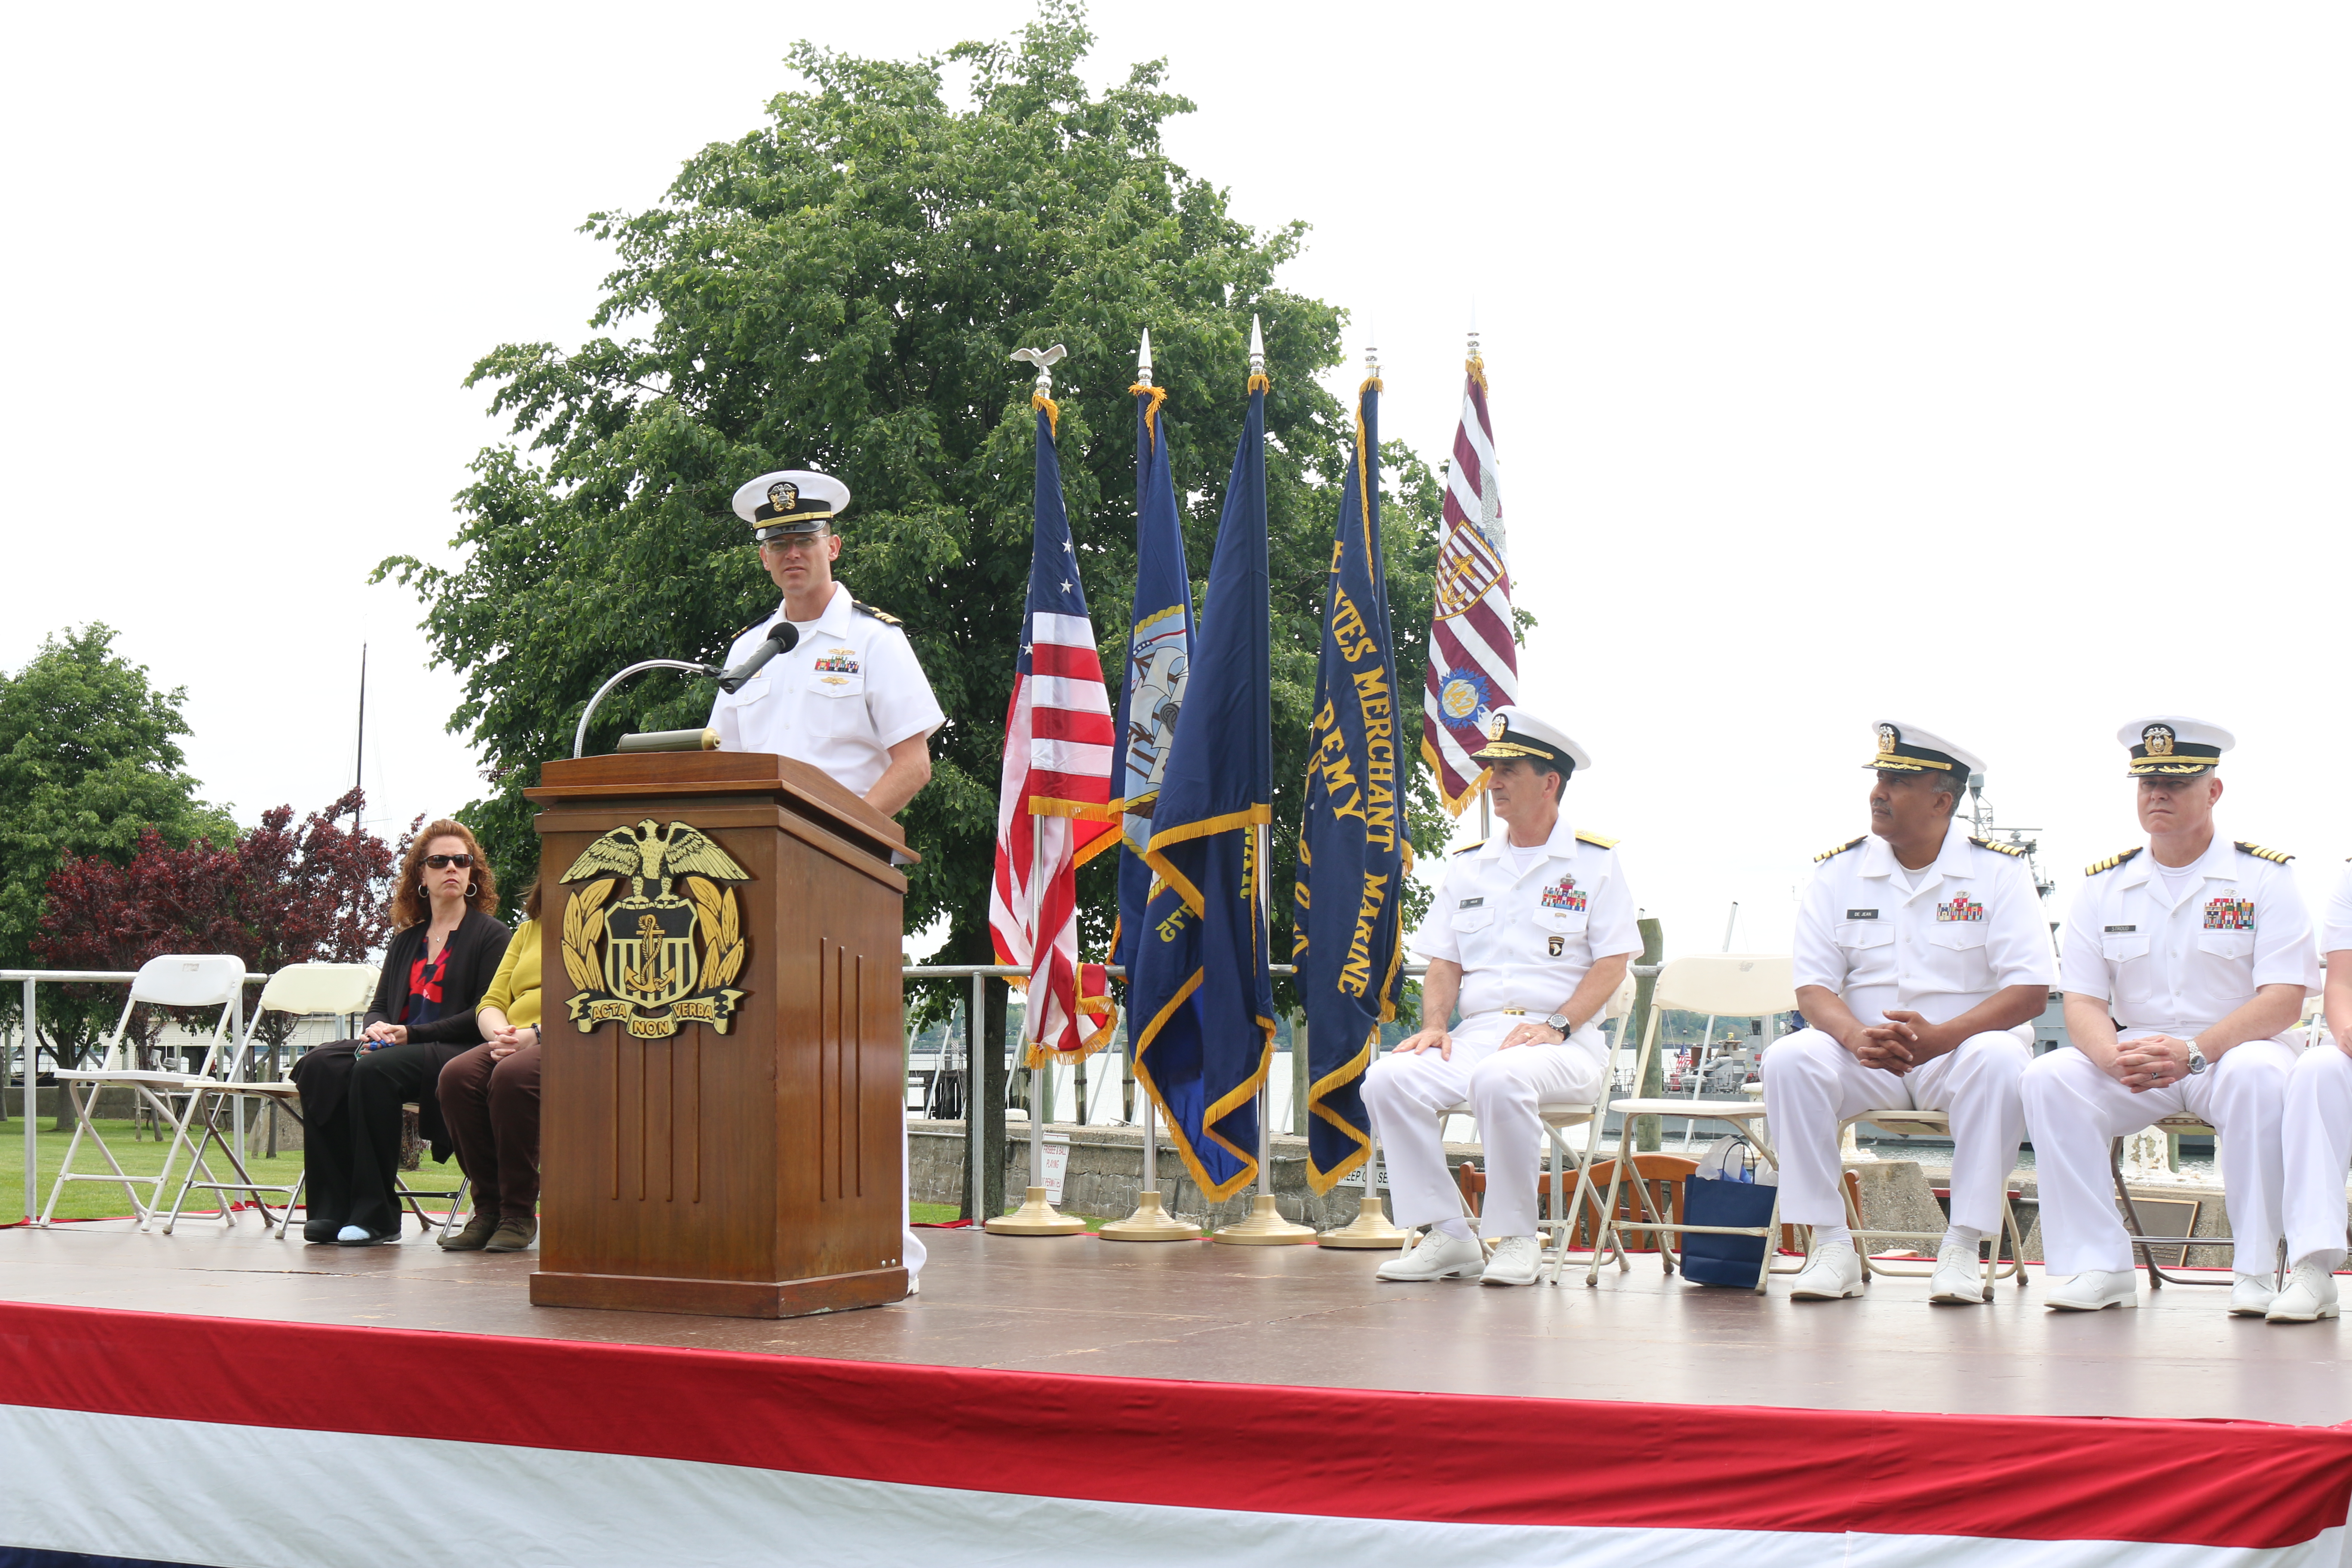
[32,789,396,1068]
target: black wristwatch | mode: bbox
[1544,1011,1572,1035]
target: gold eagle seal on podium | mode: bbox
[557,819,751,1038]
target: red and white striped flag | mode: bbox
[989,397,1119,1063]
[1420,346,1520,816]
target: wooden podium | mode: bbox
[525,751,914,1318]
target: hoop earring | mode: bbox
[466,881,479,898]
[420,883,430,899]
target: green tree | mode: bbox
[0,623,234,1057]
[378,3,1449,1015]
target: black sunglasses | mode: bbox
[424,854,475,869]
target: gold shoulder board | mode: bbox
[1969,836,2028,858]
[851,600,902,626]
[1814,836,1866,864]
[2085,846,2143,876]
[2235,841,2293,864]
[1574,829,1619,850]
[1453,839,1486,856]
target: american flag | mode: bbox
[1420,346,1519,816]
[989,397,1119,1063]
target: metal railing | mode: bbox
[6,958,1662,1227]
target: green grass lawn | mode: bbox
[2,1119,305,1225]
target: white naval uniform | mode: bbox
[1361,818,1639,1239]
[1763,823,2056,1234]
[2282,863,2352,1271]
[2021,834,2318,1275]
[708,582,945,797]
[707,580,945,1283]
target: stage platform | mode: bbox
[3,1217,2350,1566]
[2,1217,2347,1424]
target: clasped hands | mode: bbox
[360,1022,408,1051]
[487,1023,540,1060]
[1393,1019,1565,1061]
[1845,1010,1957,1076]
[2109,1033,2190,1094]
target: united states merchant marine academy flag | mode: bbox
[1128,365,1276,1201]
[1110,368,1196,980]
[1421,346,1518,815]
[1293,371,1408,1191]
[988,390,1118,1063]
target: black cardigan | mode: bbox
[365,909,513,1044]
[294,910,513,1159]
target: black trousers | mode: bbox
[297,1041,444,1237]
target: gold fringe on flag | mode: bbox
[1128,382,1167,448]
[1032,390,1060,436]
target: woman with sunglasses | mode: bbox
[290,821,512,1244]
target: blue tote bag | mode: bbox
[1679,1136,1780,1287]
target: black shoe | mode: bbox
[303,1222,340,1243]
[335,1226,401,1246]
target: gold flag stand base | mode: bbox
[1210,1193,1318,1246]
[1097,1190,1201,1242]
[1317,1193,1412,1249]
[983,1186,1087,1236]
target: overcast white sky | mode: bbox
[6,3,2346,960]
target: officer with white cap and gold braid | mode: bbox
[1767,722,2055,1305]
[709,469,942,815]
[709,467,944,1293]
[1362,707,1639,1288]
[2021,717,2315,1315]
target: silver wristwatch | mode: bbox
[1544,1011,1572,1035]
[2185,1044,2208,1076]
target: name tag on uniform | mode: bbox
[1458,897,1484,909]
[1845,909,1878,920]
[2104,925,2136,934]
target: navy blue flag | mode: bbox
[1110,381,1195,979]
[1130,373,1274,1203]
[1293,374,1408,1191]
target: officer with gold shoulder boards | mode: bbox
[1767,722,2056,1305]
[1362,707,1639,1289]
[709,470,942,815]
[710,468,945,1292]
[2021,717,2316,1315]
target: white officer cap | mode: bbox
[732,469,852,544]
[1866,720,1985,778]
[1471,705,1593,779]
[2117,715,2233,778]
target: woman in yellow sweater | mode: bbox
[437,880,546,1252]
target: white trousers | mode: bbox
[1759,1027,2029,1234]
[1360,1013,1604,1238]
[2282,1045,2352,1272]
[2020,1037,2294,1275]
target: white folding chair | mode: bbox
[1838,1106,2029,1291]
[1585,954,1797,1291]
[162,963,377,1238]
[39,955,245,1229]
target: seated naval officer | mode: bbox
[2021,717,2315,1315]
[2267,853,2352,1323]
[1361,707,1638,1288]
[1765,723,2055,1305]
[709,467,946,1288]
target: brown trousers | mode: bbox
[437,1042,542,1221]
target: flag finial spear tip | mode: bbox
[1136,327,1152,387]
[1248,314,1265,377]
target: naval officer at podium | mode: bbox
[710,468,945,1286]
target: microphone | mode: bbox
[715,622,799,693]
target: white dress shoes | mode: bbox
[2265,1259,2341,1323]
[1479,1234,1541,1287]
[1927,1236,1988,1305]
[1376,1228,1486,1282]
[2229,1271,2278,1317]
[2046,1269,2138,1311]
[1788,1243,1864,1300]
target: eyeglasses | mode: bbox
[424,854,475,869]
[759,533,827,554]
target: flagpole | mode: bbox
[1210,819,1313,1246]
[1102,323,1201,1245]
[985,345,1087,1239]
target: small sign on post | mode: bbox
[1042,1133,1072,1205]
